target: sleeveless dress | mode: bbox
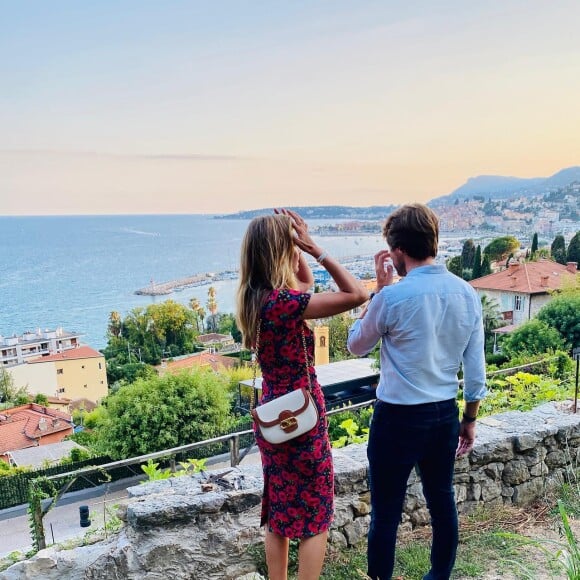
[254,288,334,538]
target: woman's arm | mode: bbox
[280,209,369,319]
[295,251,314,292]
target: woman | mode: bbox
[237,209,368,580]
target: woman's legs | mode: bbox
[265,528,289,580]
[297,531,328,580]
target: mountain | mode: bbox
[216,205,397,220]
[431,166,580,205]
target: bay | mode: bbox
[1,215,386,350]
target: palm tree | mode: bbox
[108,311,122,338]
[189,298,206,333]
[480,294,506,352]
[206,287,218,332]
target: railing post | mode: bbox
[29,481,46,552]
[230,435,240,467]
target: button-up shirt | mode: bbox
[347,264,486,405]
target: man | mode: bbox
[347,203,486,580]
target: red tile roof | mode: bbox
[27,345,103,363]
[0,404,73,454]
[470,260,578,295]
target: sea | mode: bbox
[1,214,389,350]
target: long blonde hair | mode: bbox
[236,214,298,348]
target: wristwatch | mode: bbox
[462,412,476,423]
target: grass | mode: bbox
[245,497,578,579]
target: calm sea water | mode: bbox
[1,215,386,349]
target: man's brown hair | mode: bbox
[382,203,439,260]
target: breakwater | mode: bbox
[135,271,238,296]
[134,254,378,297]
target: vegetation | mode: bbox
[94,368,233,459]
[249,498,580,579]
[478,370,572,416]
[483,236,520,262]
[480,295,505,352]
[551,234,567,265]
[536,283,580,350]
[531,232,539,255]
[0,369,29,407]
[461,239,476,271]
[328,314,357,361]
[567,231,580,264]
[501,320,566,357]
[101,300,199,382]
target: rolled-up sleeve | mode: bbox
[462,310,487,402]
[347,296,386,356]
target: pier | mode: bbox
[135,273,216,296]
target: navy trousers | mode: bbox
[366,398,460,580]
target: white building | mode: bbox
[0,328,82,368]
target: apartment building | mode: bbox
[0,328,82,368]
[7,346,108,405]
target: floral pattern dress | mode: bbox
[254,288,334,538]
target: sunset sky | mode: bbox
[1,1,579,215]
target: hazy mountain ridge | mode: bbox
[216,205,398,220]
[431,166,580,205]
[218,166,580,219]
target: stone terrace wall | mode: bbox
[2,402,579,580]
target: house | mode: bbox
[156,351,237,375]
[196,333,236,352]
[469,260,578,328]
[0,404,74,464]
[0,327,83,368]
[7,345,108,405]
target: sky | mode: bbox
[1,0,579,215]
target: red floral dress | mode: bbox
[255,288,334,538]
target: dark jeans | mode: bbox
[366,398,460,580]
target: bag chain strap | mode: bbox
[250,320,312,411]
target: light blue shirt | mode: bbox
[347,264,487,405]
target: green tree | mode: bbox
[531,232,538,255]
[206,287,218,332]
[189,298,206,333]
[0,369,28,406]
[328,314,356,361]
[103,301,197,368]
[567,231,580,265]
[96,368,233,459]
[446,256,462,278]
[551,234,567,265]
[483,236,520,262]
[501,320,565,357]
[480,255,492,276]
[536,287,580,350]
[480,295,505,352]
[461,239,476,270]
[215,313,242,343]
[33,393,48,406]
[472,245,482,279]
[107,311,122,338]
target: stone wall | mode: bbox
[2,402,579,580]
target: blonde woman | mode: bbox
[237,209,368,580]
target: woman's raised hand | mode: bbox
[275,208,321,256]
